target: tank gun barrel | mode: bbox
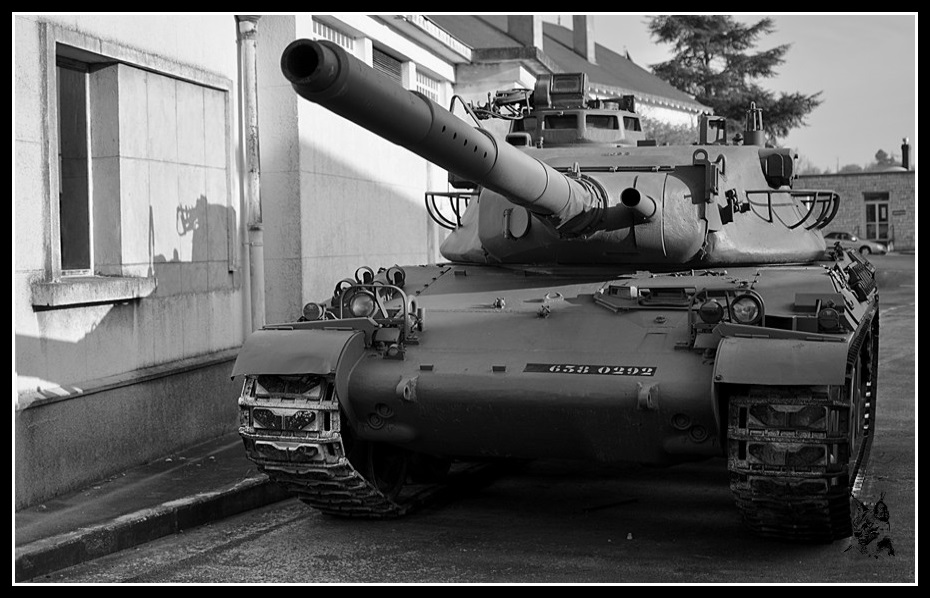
[280,39,605,235]
[619,187,656,221]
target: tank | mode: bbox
[232,39,880,542]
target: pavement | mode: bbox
[14,430,292,583]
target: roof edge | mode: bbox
[471,46,562,76]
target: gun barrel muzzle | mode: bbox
[620,187,657,220]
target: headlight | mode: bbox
[731,295,763,324]
[302,302,325,321]
[348,292,377,317]
[698,299,725,324]
[818,306,842,332]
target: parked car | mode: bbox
[824,232,888,255]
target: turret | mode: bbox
[281,38,839,266]
[281,39,608,235]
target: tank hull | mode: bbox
[235,254,879,541]
[343,278,719,464]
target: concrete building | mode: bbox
[14,14,251,508]
[15,14,711,509]
[255,15,464,324]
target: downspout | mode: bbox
[236,15,265,331]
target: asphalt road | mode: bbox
[44,254,915,584]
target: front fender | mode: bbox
[713,337,848,386]
[231,328,367,419]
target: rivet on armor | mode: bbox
[671,413,691,430]
[689,425,708,442]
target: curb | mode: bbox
[15,475,291,582]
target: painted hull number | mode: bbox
[524,363,656,376]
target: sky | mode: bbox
[543,13,917,173]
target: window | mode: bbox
[623,117,642,132]
[544,115,578,130]
[373,48,402,84]
[31,27,236,308]
[511,116,537,133]
[586,115,618,130]
[864,192,890,240]
[56,58,93,274]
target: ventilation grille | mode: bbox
[373,48,402,83]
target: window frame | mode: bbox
[33,23,238,308]
[863,192,891,241]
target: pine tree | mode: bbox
[648,15,821,143]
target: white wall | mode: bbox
[14,15,245,396]
[258,15,454,322]
[25,14,239,77]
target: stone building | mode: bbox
[796,153,916,252]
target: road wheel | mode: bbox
[343,425,409,501]
[859,246,871,255]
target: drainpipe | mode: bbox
[237,15,265,331]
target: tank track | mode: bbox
[726,313,878,542]
[238,375,484,518]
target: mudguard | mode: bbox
[713,337,848,386]
[231,328,367,417]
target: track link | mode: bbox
[728,385,855,542]
[237,375,496,518]
[726,314,878,542]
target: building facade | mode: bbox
[796,170,916,252]
[255,15,463,324]
[14,15,251,508]
[14,14,466,508]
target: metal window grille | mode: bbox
[416,71,440,102]
[312,19,355,51]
